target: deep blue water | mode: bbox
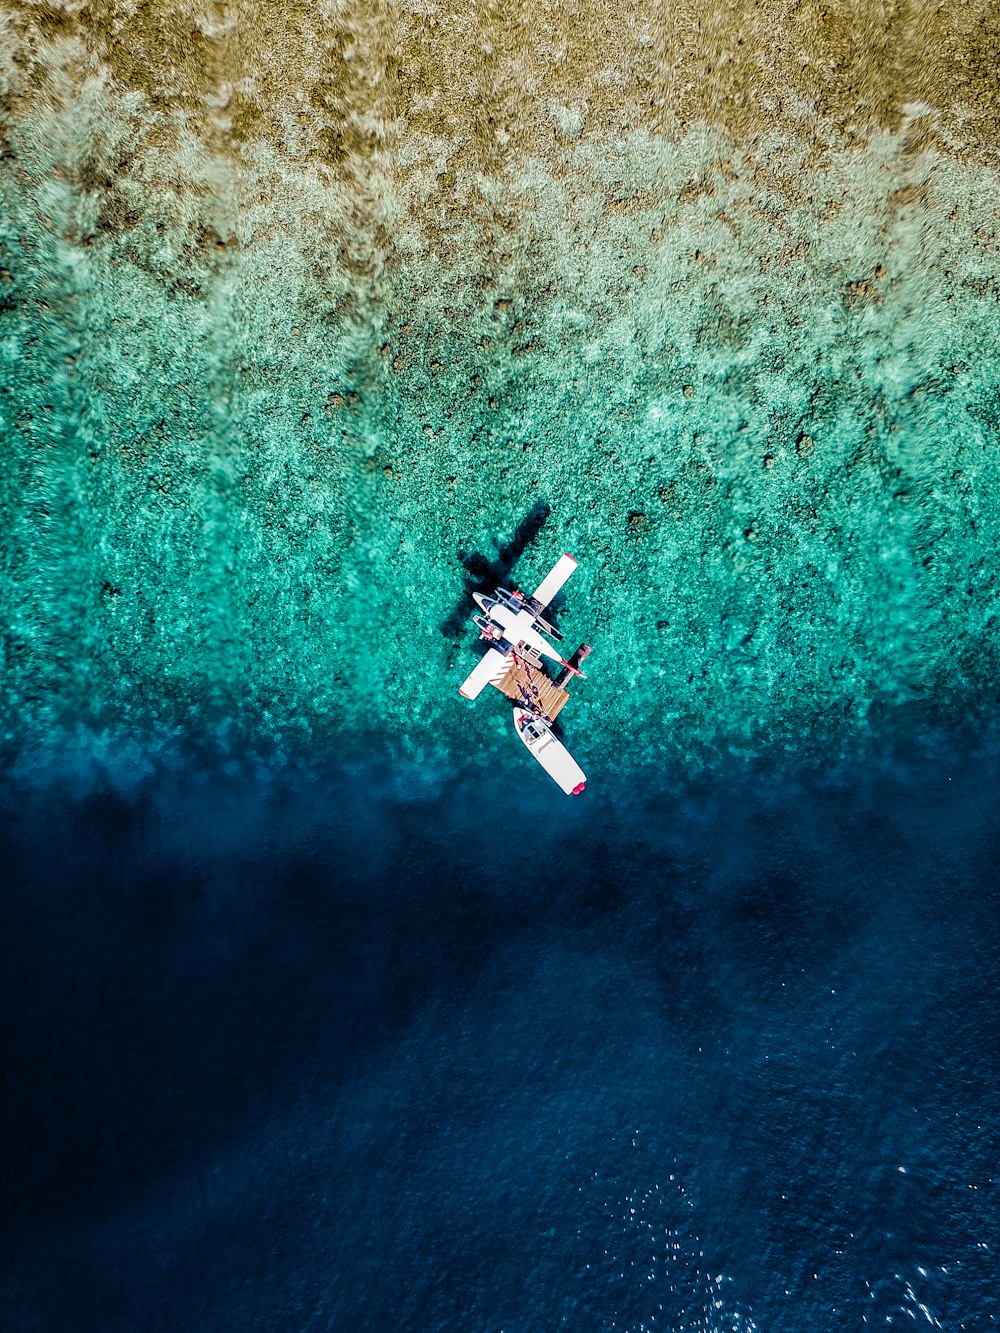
[2,739,998,1332]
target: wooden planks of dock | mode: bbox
[495,658,570,722]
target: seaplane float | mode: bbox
[457,553,591,795]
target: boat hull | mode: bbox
[512,707,586,795]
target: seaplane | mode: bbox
[457,553,592,795]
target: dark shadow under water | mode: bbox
[2,737,999,1332]
[440,499,552,639]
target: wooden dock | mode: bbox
[495,658,570,722]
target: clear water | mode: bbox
[3,754,998,1331]
[1,6,999,1330]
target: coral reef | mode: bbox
[1,1,999,780]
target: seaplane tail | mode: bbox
[512,707,586,795]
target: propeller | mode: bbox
[532,612,562,641]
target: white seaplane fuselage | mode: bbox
[472,593,569,667]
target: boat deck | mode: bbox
[494,659,570,722]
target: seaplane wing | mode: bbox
[529,553,577,611]
[458,647,513,700]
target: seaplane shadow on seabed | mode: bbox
[439,499,552,640]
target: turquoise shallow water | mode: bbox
[4,71,1000,783]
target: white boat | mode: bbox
[511,707,586,796]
